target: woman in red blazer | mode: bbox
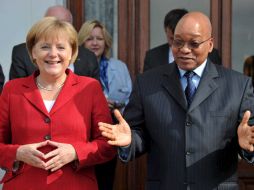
[0,17,115,190]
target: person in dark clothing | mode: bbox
[243,55,254,87]
[144,8,221,72]
[0,64,5,93]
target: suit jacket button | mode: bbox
[186,121,192,127]
[44,135,51,140]
[45,117,51,123]
[186,150,193,155]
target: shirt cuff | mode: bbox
[241,149,254,163]
[118,145,131,162]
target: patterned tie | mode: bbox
[184,71,196,107]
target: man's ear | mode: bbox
[208,37,214,53]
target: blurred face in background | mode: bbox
[165,27,174,47]
[84,26,105,60]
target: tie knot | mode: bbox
[184,71,195,79]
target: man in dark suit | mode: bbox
[144,9,221,72]
[99,12,254,190]
[9,43,99,80]
[0,64,4,93]
[9,5,99,80]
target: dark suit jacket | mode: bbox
[123,60,254,190]
[144,43,222,72]
[9,43,99,80]
[0,64,5,93]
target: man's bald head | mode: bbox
[172,12,214,71]
[44,5,73,24]
[175,12,212,39]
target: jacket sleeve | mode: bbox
[238,77,254,163]
[71,81,116,169]
[0,82,20,173]
[0,64,5,94]
[122,76,149,161]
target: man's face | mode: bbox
[172,16,213,71]
[165,27,174,46]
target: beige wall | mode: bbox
[0,0,65,84]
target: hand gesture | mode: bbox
[44,141,77,172]
[98,109,131,147]
[16,141,48,169]
[238,110,254,152]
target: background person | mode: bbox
[78,19,132,190]
[243,55,254,87]
[9,5,99,80]
[144,8,222,72]
[99,12,254,190]
[78,20,132,112]
[0,17,115,190]
[0,64,4,93]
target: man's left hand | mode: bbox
[238,110,254,152]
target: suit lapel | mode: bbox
[188,61,219,112]
[23,70,79,116]
[161,63,187,110]
[22,74,49,116]
[50,70,79,115]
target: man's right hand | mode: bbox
[99,109,131,146]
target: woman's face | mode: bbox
[84,26,105,59]
[32,33,72,78]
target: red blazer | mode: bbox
[0,70,115,190]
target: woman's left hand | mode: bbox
[44,141,77,172]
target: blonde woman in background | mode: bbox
[78,20,132,112]
[78,20,132,190]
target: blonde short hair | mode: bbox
[26,17,78,64]
[78,20,112,58]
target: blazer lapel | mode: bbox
[22,74,49,116]
[49,70,78,115]
[188,61,219,112]
[162,63,187,110]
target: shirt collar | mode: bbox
[178,59,207,78]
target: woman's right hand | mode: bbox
[16,141,48,169]
[98,109,131,147]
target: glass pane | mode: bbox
[150,0,210,48]
[84,0,118,57]
[232,0,254,73]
